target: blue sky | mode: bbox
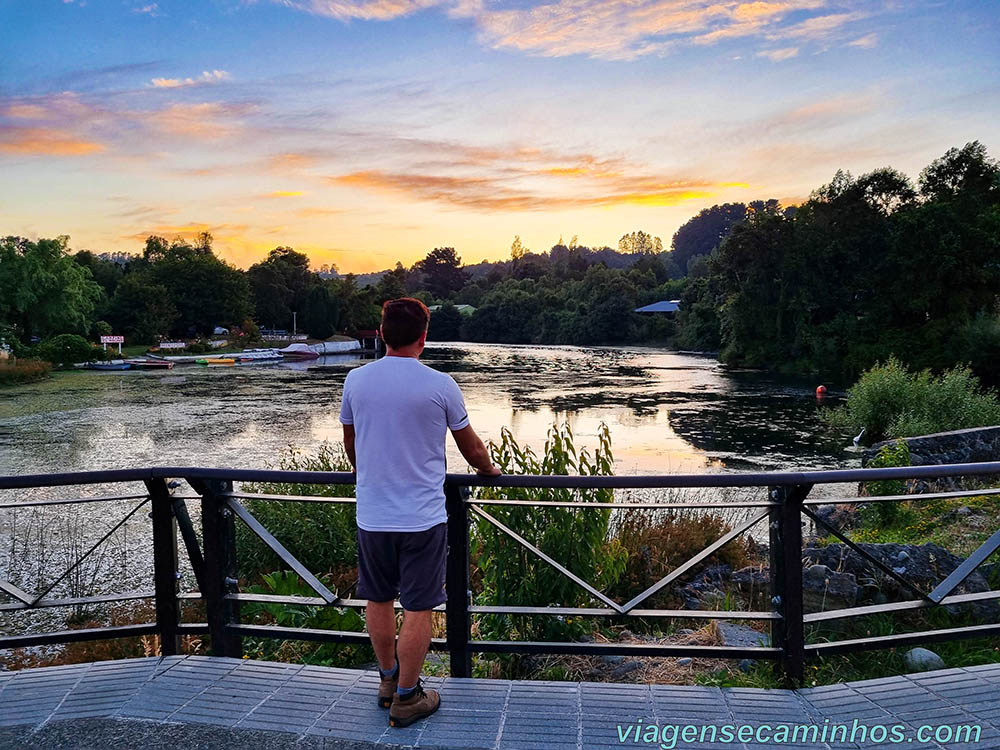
[1,0,998,271]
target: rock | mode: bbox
[813,504,856,533]
[677,628,695,636]
[904,647,946,672]
[618,629,634,640]
[700,564,733,586]
[802,564,859,611]
[801,542,996,620]
[956,506,973,517]
[732,565,769,593]
[676,657,693,667]
[980,562,1000,584]
[601,655,625,666]
[895,550,910,562]
[699,590,727,606]
[578,634,593,643]
[718,622,768,648]
[862,427,1000,491]
[611,660,642,678]
[738,659,755,673]
[678,580,726,610]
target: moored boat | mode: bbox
[125,358,175,370]
[278,343,320,360]
[85,360,131,371]
[195,358,236,366]
[236,348,283,363]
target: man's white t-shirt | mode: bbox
[339,355,470,532]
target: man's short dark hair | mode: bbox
[380,298,430,349]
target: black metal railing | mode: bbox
[4,462,1000,686]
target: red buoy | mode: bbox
[816,385,828,398]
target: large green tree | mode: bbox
[0,236,103,340]
[670,203,748,273]
[414,247,468,300]
[107,275,178,342]
[248,247,314,330]
[675,143,1000,378]
[302,283,340,339]
[141,236,252,337]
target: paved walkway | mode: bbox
[2,656,1000,749]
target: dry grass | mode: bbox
[610,509,753,609]
[1,602,207,672]
[481,622,739,685]
[0,358,51,385]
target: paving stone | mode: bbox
[8,654,1000,750]
[420,730,495,749]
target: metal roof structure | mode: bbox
[634,299,681,314]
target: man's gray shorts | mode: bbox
[356,523,447,611]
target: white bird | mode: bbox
[853,427,866,448]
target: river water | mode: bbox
[0,343,854,477]
[0,344,857,636]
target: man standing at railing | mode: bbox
[340,297,500,728]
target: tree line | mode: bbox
[2,141,997,383]
[675,141,1000,381]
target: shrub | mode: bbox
[241,570,372,667]
[862,440,911,526]
[237,443,357,583]
[823,357,1000,443]
[0,358,51,385]
[35,334,96,367]
[473,423,627,644]
[236,318,262,345]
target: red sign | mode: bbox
[100,335,125,344]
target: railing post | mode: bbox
[197,479,242,658]
[769,483,810,687]
[146,478,180,657]
[445,483,472,678]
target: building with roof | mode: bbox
[634,300,681,314]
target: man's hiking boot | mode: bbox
[377,671,398,708]
[388,680,440,727]
[377,651,399,708]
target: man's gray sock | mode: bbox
[396,683,417,699]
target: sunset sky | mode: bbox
[1,1,997,273]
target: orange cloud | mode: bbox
[0,126,104,156]
[261,190,306,198]
[121,222,250,246]
[5,104,50,119]
[156,102,252,140]
[329,169,724,211]
[268,152,319,173]
[296,206,344,217]
[274,0,880,60]
[280,0,436,21]
[467,0,829,59]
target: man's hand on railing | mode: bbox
[475,464,502,477]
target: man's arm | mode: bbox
[342,423,357,471]
[451,425,501,476]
